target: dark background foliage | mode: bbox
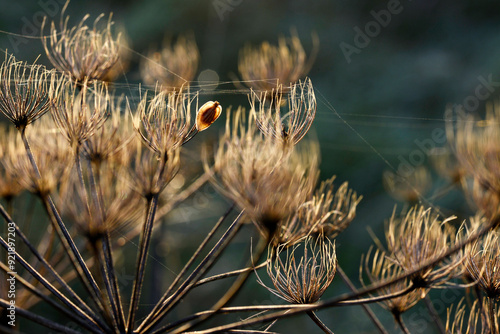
[1,0,500,332]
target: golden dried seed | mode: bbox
[196,101,222,131]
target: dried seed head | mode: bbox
[386,205,464,288]
[82,94,134,164]
[465,218,500,299]
[238,30,318,92]
[140,34,199,91]
[446,298,500,334]
[196,101,222,132]
[51,81,109,149]
[250,78,316,146]
[208,108,319,239]
[383,166,431,203]
[362,247,426,315]
[447,103,500,220]
[258,235,336,304]
[0,54,55,130]
[131,86,198,158]
[278,176,361,244]
[0,124,24,199]
[42,4,121,84]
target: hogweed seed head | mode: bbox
[446,298,500,334]
[131,86,199,159]
[386,205,464,288]
[42,4,121,84]
[0,54,55,130]
[250,78,316,146]
[259,235,336,304]
[238,30,318,92]
[140,33,199,92]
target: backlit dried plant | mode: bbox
[0,54,55,131]
[238,30,318,92]
[208,108,319,239]
[447,103,500,219]
[259,235,336,304]
[383,166,431,203]
[42,3,121,84]
[386,205,464,288]
[0,125,24,201]
[250,78,316,146]
[446,298,500,334]
[140,34,199,91]
[465,219,500,299]
[131,86,199,158]
[362,247,425,316]
[51,81,109,150]
[278,176,361,244]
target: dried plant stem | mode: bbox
[89,161,126,332]
[126,192,160,333]
[0,262,102,334]
[19,128,107,320]
[194,261,268,287]
[165,236,269,334]
[2,209,105,328]
[142,210,245,333]
[307,311,334,334]
[136,204,235,332]
[180,216,498,334]
[423,294,445,334]
[0,235,104,333]
[337,265,387,334]
[0,298,86,334]
[488,297,498,334]
[394,313,411,334]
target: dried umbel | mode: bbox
[382,166,431,203]
[82,95,134,164]
[446,298,500,334]
[14,121,72,197]
[278,176,361,244]
[465,220,500,299]
[42,4,121,84]
[447,103,500,220]
[362,247,425,315]
[51,81,109,149]
[140,34,199,91]
[0,54,55,130]
[259,235,336,304]
[238,31,318,92]
[250,78,316,146]
[386,205,463,288]
[132,86,199,158]
[209,108,319,238]
[0,124,24,199]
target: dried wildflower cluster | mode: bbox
[3,2,500,334]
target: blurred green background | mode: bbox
[1,0,500,333]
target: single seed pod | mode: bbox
[196,101,222,131]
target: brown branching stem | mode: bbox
[307,311,334,334]
[423,294,445,334]
[394,313,411,334]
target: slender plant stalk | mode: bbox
[423,294,445,334]
[307,311,334,334]
[194,261,268,287]
[142,210,246,333]
[136,204,235,332]
[394,313,411,334]
[0,235,105,333]
[89,160,126,332]
[19,128,106,315]
[170,216,498,334]
[0,262,103,334]
[0,298,87,334]
[488,297,499,334]
[168,237,269,334]
[337,265,387,334]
